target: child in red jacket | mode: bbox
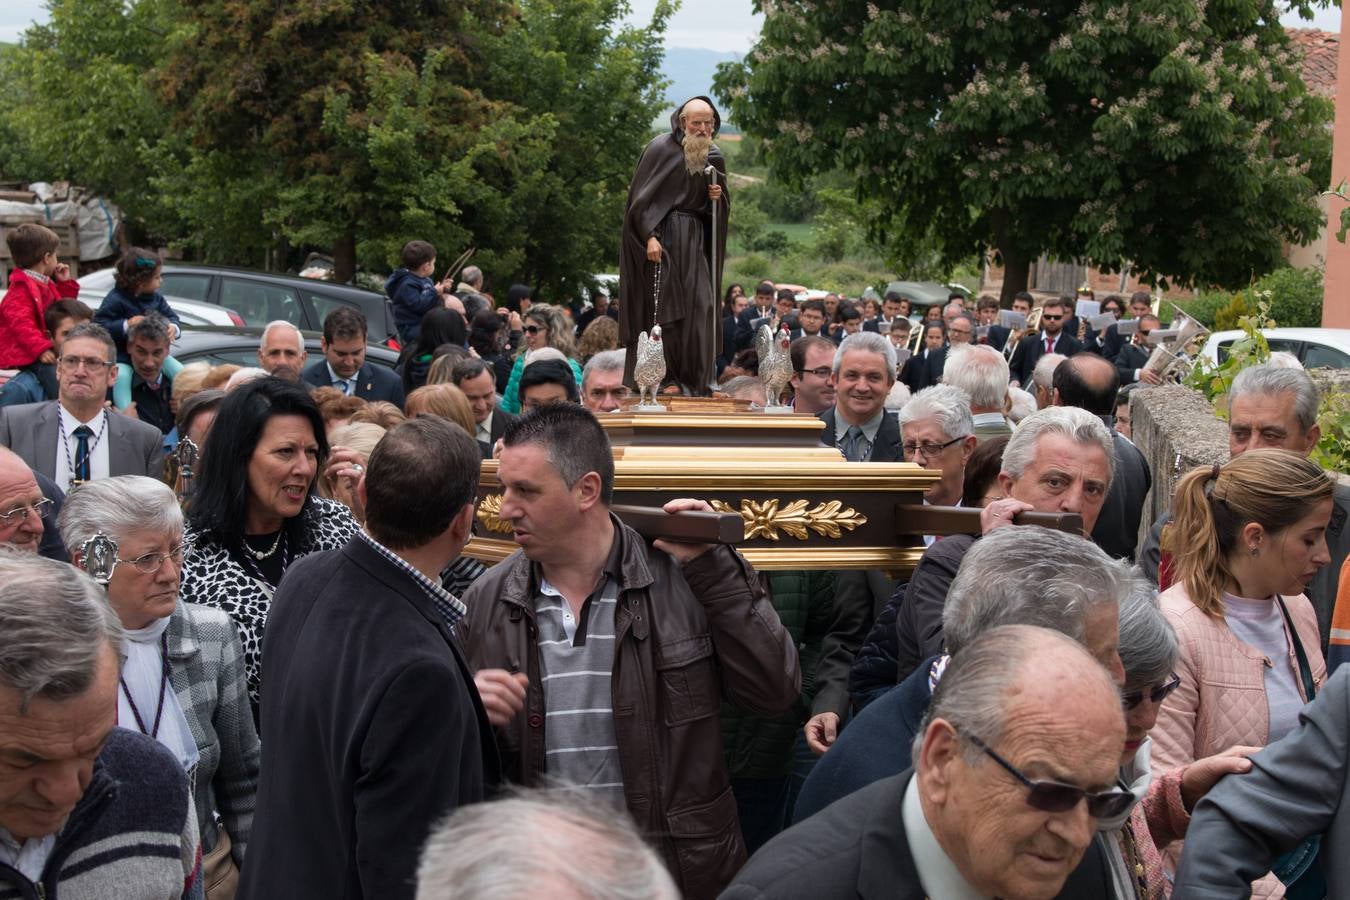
[0,223,80,398]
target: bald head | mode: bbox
[1053,353,1120,417]
[680,97,713,122]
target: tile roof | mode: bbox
[1289,28,1338,98]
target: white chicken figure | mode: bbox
[634,325,667,407]
[757,323,793,408]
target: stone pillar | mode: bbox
[1128,385,1228,552]
[1323,18,1350,327]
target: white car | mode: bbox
[76,268,243,327]
[1198,327,1350,369]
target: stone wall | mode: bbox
[1129,384,1229,551]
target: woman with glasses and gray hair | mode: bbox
[59,474,260,900]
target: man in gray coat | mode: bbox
[0,323,163,489]
[1173,665,1350,897]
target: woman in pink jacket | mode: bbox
[1152,448,1336,897]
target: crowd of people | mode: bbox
[0,222,1348,900]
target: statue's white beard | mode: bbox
[683,134,712,175]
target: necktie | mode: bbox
[1044,336,1054,354]
[334,379,353,396]
[73,425,93,482]
[841,425,866,463]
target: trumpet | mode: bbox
[1004,305,1042,363]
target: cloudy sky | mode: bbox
[0,0,1341,54]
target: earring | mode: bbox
[1251,545,1260,556]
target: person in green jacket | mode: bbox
[500,303,583,414]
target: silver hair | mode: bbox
[58,475,184,554]
[917,624,1110,765]
[1117,578,1177,691]
[415,789,679,900]
[460,265,483,287]
[720,375,766,402]
[884,380,912,413]
[1001,405,1116,484]
[1006,386,1037,423]
[942,344,1010,410]
[1031,351,1067,391]
[898,384,974,441]
[943,525,1130,655]
[127,313,172,346]
[832,331,897,379]
[582,348,627,389]
[943,301,964,317]
[0,549,123,711]
[260,319,304,348]
[1230,363,1320,434]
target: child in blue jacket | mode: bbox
[386,239,453,344]
[95,248,182,362]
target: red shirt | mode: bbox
[0,268,80,367]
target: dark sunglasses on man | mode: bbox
[964,733,1135,819]
[1121,674,1180,711]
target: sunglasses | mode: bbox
[1040,314,1064,321]
[1121,674,1181,711]
[965,733,1134,819]
[523,325,544,335]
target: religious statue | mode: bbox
[620,95,730,396]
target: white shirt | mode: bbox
[326,362,356,396]
[54,406,111,489]
[970,412,1009,429]
[0,827,55,883]
[476,410,495,445]
[902,776,988,900]
[923,498,962,548]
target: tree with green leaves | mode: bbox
[716,0,1333,300]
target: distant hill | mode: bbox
[658,46,745,130]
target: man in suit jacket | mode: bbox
[301,306,406,406]
[1011,297,1083,386]
[724,625,1124,900]
[1175,664,1350,897]
[0,323,162,489]
[240,417,497,900]
[817,332,903,463]
[1113,314,1163,387]
[452,357,518,457]
[1052,354,1152,561]
[903,321,948,394]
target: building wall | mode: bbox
[1325,24,1350,327]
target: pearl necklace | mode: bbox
[243,530,284,560]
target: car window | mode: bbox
[160,274,213,302]
[303,290,360,330]
[1302,341,1350,369]
[1266,338,1300,355]
[220,278,303,328]
[175,347,262,368]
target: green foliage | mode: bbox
[730,200,768,251]
[716,0,1332,294]
[1185,300,1275,408]
[1214,293,1253,331]
[0,0,671,294]
[1312,391,1350,474]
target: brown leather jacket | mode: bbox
[458,517,801,899]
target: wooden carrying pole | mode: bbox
[610,505,745,544]
[893,505,1084,537]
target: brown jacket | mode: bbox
[458,517,801,899]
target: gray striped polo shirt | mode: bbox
[535,570,626,808]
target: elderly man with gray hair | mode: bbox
[942,343,1012,442]
[818,331,902,462]
[729,624,1129,900]
[580,348,630,413]
[890,404,1117,683]
[255,320,307,381]
[0,551,202,897]
[796,526,1130,823]
[415,790,678,900]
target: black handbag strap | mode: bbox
[1276,595,1317,701]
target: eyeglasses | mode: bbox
[1121,674,1181,711]
[0,497,52,524]
[795,366,832,379]
[1040,314,1064,322]
[965,733,1134,819]
[58,355,115,372]
[523,325,545,335]
[117,544,186,574]
[903,436,963,459]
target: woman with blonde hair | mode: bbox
[321,422,387,520]
[1151,448,1335,896]
[405,383,475,435]
[500,303,582,413]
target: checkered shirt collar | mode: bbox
[359,530,467,627]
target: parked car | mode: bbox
[1199,327,1350,369]
[78,265,400,346]
[170,326,401,370]
[77,271,243,328]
